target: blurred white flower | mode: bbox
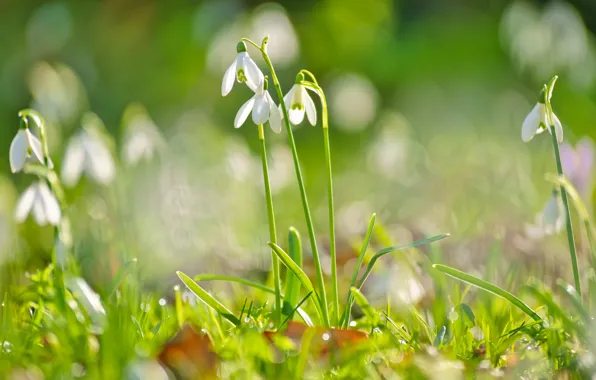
[14,180,61,226]
[121,104,165,166]
[234,79,281,132]
[9,129,45,173]
[282,77,317,126]
[221,42,263,96]
[526,192,564,238]
[61,125,115,187]
[521,102,563,143]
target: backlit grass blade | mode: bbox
[340,214,375,327]
[283,227,303,316]
[433,264,541,322]
[177,271,240,326]
[193,273,314,327]
[350,287,376,323]
[357,234,450,290]
[269,242,326,325]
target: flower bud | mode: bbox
[236,41,247,53]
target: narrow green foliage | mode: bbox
[283,227,303,317]
[177,271,240,326]
[268,242,328,326]
[433,264,541,321]
[350,287,377,323]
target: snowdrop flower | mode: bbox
[282,73,317,126]
[62,113,116,187]
[234,78,281,132]
[221,41,264,96]
[521,100,563,143]
[14,181,61,226]
[9,128,45,173]
[121,104,165,166]
[526,191,564,238]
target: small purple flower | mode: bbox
[560,137,594,198]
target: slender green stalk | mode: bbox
[19,110,71,311]
[258,123,281,325]
[309,80,339,325]
[243,37,329,327]
[548,125,581,298]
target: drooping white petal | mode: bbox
[553,113,564,143]
[242,54,264,92]
[221,61,237,96]
[252,94,270,125]
[303,91,317,126]
[542,194,563,234]
[234,97,255,128]
[26,129,45,164]
[14,183,37,222]
[83,135,116,185]
[279,85,296,118]
[267,92,282,133]
[32,192,47,226]
[37,181,61,225]
[521,104,541,142]
[61,135,86,187]
[9,130,28,173]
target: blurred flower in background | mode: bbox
[121,103,165,166]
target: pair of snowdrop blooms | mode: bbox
[522,95,565,235]
[9,120,61,226]
[221,42,317,131]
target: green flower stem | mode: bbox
[258,123,281,325]
[548,124,581,298]
[243,37,330,327]
[20,111,71,311]
[299,73,339,325]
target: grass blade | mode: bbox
[193,273,314,327]
[341,233,449,327]
[177,271,240,326]
[268,242,325,324]
[340,214,375,327]
[433,264,541,322]
[283,227,303,316]
[350,287,376,323]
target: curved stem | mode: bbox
[252,42,330,327]
[303,80,339,325]
[544,100,581,299]
[258,124,281,325]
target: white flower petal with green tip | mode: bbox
[303,91,317,126]
[221,60,237,96]
[26,129,45,164]
[242,53,263,92]
[83,136,115,185]
[61,135,86,187]
[37,181,61,225]
[267,93,282,133]
[14,183,36,222]
[9,130,28,173]
[234,97,255,128]
[553,113,564,143]
[252,95,270,125]
[521,104,541,142]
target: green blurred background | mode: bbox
[2,0,596,294]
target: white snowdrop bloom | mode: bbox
[526,192,564,238]
[234,79,281,132]
[9,129,45,173]
[14,181,61,226]
[121,105,165,166]
[61,125,116,187]
[282,74,317,126]
[521,102,563,143]
[221,41,264,96]
[541,192,564,234]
